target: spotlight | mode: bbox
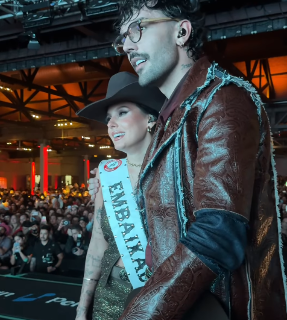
[89,144,95,147]
[0,86,12,92]
[107,155,112,158]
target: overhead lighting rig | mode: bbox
[54,119,73,126]
[21,0,54,29]
[17,147,32,151]
[85,0,118,17]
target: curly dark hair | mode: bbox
[116,0,205,61]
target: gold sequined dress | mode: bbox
[92,207,133,320]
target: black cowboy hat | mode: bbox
[77,72,165,123]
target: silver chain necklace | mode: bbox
[126,158,142,168]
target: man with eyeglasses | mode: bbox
[88,0,287,319]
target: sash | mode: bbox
[99,158,147,289]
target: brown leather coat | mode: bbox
[119,57,287,320]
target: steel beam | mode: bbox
[0,73,88,103]
[53,84,80,113]
[0,124,107,142]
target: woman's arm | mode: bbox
[76,172,108,320]
[19,250,29,263]
[10,253,16,266]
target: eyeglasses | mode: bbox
[113,17,180,54]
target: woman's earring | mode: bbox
[147,127,152,133]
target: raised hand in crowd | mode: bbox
[88,168,100,201]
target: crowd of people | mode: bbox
[1,177,287,278]
[0,184,94,277]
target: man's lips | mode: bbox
[130,57,147,69]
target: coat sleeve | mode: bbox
[119,84,260,320]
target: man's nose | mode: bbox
[123,36,138,55]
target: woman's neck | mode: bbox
[126,136,151,166]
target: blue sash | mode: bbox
[99,158,147,289]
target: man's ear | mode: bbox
[175,19,193,48]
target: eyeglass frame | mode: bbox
[113,17,181,53]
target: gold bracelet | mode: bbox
[84,277,99,282]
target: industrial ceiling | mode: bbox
[1,0,287,156]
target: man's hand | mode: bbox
[30,225,38,231]
[57,220,64,231]
[88,168,100,201]
[47,266,56,273]
[73,248,84,256]
[67,228,72,237]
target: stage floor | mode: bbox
[0,272,82,320]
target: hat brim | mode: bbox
[77,82,165,123]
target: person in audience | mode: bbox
[9,214,21,237]
[57,214,64,225]
[82,209,89,218]
[10,232,32,273]
[4,212,11,225]
[54,219,69,245]
[22,221,39,248]
[71,205,78,216]
[72,215,80,225]
[39,207,47,217]
[56,209,63,215]
[65,224,90,259]
[49,209,56,216]
[0,223,12,268]
[88,212,93,222]
[30,225,63,274]
[49,214,58,231]
[79,216,90,237]
[10,203,17,213]
[20,213,29,225]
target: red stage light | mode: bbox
[43,146,48,192]
[31,162,35,195]
[87,160,90,180]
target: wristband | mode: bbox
[84,278,99,282]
